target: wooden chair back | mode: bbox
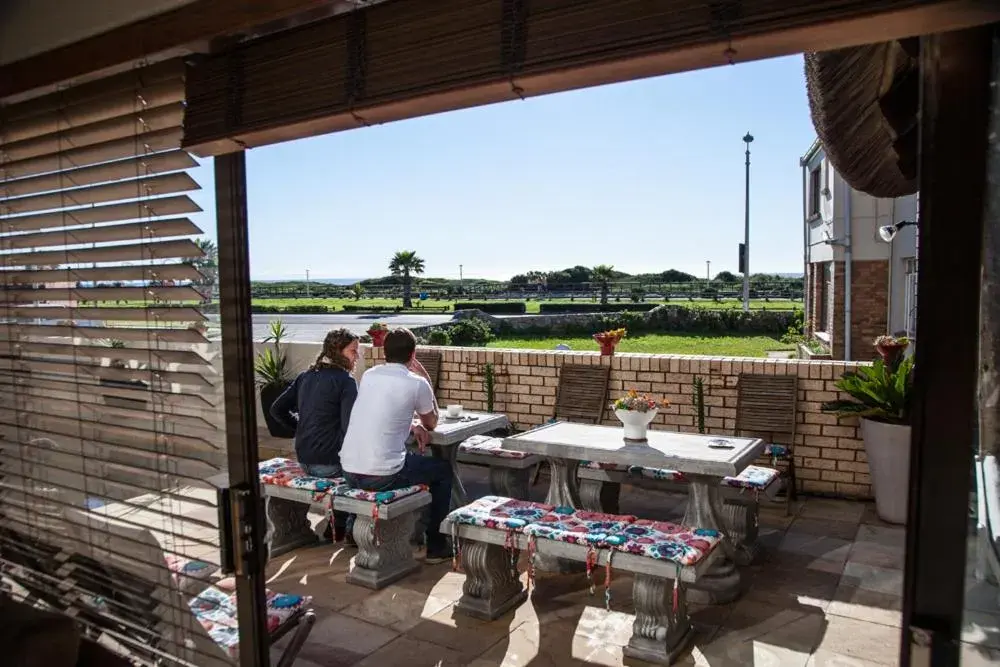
[554,364,611,424]
[735,374,798,444]
[415,349,442,391]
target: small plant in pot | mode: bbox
[367,322,389,347]
[822,335,913,524]
[255,319,295,439]
[612,389,668,442]
[593,327,626,356]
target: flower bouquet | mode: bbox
[612,389,668,441]
[367,322,389,347]
[593,327,626,356]
[874,334,910,369]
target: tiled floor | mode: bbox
[263,467,1000,666]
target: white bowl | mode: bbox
[446,404,463,418]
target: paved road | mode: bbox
[206,313,455,342]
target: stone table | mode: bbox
[418,410,511,508]
[502,421,764,603]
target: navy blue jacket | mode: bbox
[269,367,358,467]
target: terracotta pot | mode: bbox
[615,408,658,441]
[860,418,911,524]
[599,341,617,356]
[369,329,388,347]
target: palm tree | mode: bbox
[192,238,218,302]
[526,270,548,293]
[591,264,615,305]
[388,251,425,308]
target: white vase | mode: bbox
[615,409,658,441]
[860,418,912,525]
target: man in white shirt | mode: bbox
[340,328,453,562]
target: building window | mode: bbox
[904,257,918,338]
[808,166,822,218]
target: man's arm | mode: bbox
[268,377,299,431]
[414,377,438,431]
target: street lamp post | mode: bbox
[305,268,311,298]
[706,260,711,291]
[742,132,754,313]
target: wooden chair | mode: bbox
[415,349,442,392]
[735,374,799,513]
[531,363,612,485]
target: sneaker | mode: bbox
[424,539,452,564]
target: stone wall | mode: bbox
[263,344,873,499]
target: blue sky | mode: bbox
[188,55,816,281]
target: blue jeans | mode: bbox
[302,463,349,535]
[344,453,453,549]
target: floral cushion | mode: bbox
[614,519,722,566]
[189,582,310,658]
[524,510,637,546]
[459,435,531,459]
[634,466,685,482]
[764,444,790,458]
[447,496,556,530]
[721,465,780,490]
[165,554,217,592]
[258,457,344,501]
[581,461,630,472]
[331,484,427,504]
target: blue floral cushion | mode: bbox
[524,510,636,547]
[459,435,531,459]
[764,444,791,458]
[331,484,427,504]
[614,519,722,566]
[447,496,556,530]
[721,465,780,490]
[634,466,685,482]
[258,457,345,501]
[581,461,630,472]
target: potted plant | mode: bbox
[822,335,913,524]
[593,327,626,356]
[612,389,667,442]
[367,322,389,347]
[255,318,295,439]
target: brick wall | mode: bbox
[830,260,889,361]
[325,345,873,499]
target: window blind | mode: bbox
[0,59,230,667]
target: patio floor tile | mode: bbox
[812,616,902,666]
[827,583,902,628]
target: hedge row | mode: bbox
[453,302,527,314]
[538,302,659,314]
[341,305,451,313]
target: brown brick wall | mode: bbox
[339,346,873,500]
[830,260,889,362]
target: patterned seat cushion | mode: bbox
[331,484,427,504]
[165,554,217,593]
[258,457,344,500]
[764,444,791,458]
[581,461,630,472]
[447,496,556,530]
[634,466,685,482]
[189,582,310,658]
[721,465,780,490]
[459,435,531,459]
[614,519,722,566]
[524,510,637,546]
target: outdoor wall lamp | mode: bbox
[879,220,917,243]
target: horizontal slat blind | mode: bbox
[0,60,229,667]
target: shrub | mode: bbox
[448,318,494,345]
[341,305,401,313]
[453,302,526,315]
[426,329,452,346]
[251,304,281,314]
[281,304,329,314]
[538,303,658,314]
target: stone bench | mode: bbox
[441,496,724,665]
[456,435,541,500]
[577,462,780,564]
[258,457,431,590]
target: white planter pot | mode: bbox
[860,418,912,525]
[615,409,658,441]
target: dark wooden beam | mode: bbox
[901,25,994,666]
[0,0,332,100]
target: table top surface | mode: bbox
[502,421,764,478]
[426,410,510,446]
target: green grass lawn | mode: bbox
[249,297,800,313]
[486,333,795,357]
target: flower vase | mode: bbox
[615,408,658,441]
[368,329,388,347]
[599,341,617,356]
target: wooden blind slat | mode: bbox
[0,263,204,285]
[1,172,200,216]
[0,194,202,233]
[0,238,203,268]
[0,218,201,251]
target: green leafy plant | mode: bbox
[483,362,496,413]
[427,329,452,346]
[692,377,706,434]
[254,319,291,389]
[448,318,494,346]
[822,356,914,424]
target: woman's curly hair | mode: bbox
[310,328,360,372]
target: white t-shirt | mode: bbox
[340,363,436,476]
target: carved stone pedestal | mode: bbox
[623,574,695,665]
[347,510,422,590]
[264,496,318,558]
[578,478,621,514]
[455,540,527,620]
[488,467,531,500]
